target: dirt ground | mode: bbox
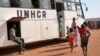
[0,30,100,56]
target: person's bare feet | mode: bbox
[23,48,27,51]
[19,52,24,55]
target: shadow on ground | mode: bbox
[0,39,68,55]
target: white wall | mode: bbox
[77,16,85,27]
[21,20,59,43]
[0,8,57,20]
[0,8,18,20]
[0,7,59,47]
[21,18,59,43]
[64,11,77,20]
[64,11,77,36]
[0,21,17,47]
[21,20,41,43]
[41,20,58,40]
[64,11,85,36]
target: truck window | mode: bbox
[21,0,33,8]
[10,0,20,7]
[31,0,40,8]
[0,0,10,7]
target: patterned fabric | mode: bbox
[73,27,80,45]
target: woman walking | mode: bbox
[71,18,80,46]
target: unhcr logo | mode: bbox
[17,10,46,18]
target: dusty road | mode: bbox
[0,30,100,56]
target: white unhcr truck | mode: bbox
[0,0,86,48]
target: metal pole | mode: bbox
[79,0,85,19]
[74,0,77,13]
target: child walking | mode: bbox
[68,28,75,53]
[80,24,90,56]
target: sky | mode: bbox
[81,0,100,19]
